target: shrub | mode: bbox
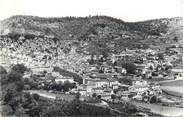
[11,64,28,74]
[122,62,136,74]
[0,66,7,74]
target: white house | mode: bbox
[78,89,87,96]
[52,71,63,78]
[92,87,104,94]
[129,85,149,93]
[83,78,109,87]
[132,80,148,86]
[55,77,74,83]
[95,79,110,87]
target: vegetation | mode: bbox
[1,15,182,116]
[0,66,7,74]
[1,15,181,56]
[122,62,137,74]
[1,65,35,116]
[0,64,144,117]
[11,63,29,74]
[53,67,83,84]
[43,81,76,92]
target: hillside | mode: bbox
[1,15,183,70]
[1,16,183,50]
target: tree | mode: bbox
[75,93,80,100]
[2,105,13,115]
[97,95,101,99]
[32,94,39,101]
[3,89,14,104]
[6,71,22,83]
[63,81,75,92]
[11,64,28,74]
[149,96,157,104]
[0,66,7,74]
[113,89,118,94]
[122,62,136,74]
[111,94,116,101]
[15,81,24,91]
[173,36,178,42]
[125,103,138,114]
[158,53,164,60]
[92,93,97,98]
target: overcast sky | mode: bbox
[0,0,182,22]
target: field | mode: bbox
[159,80,183,97]
[132,101,183,117]
[26,90,76,101]
[159,80,183,86]
[161,86,183,97]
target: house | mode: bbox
[84,78,112,88]
[52,71,63,78]
[135,64,147,74]
[121,68,127,74]
[78,83,97,94]
[101,94,111,100]
[100,64,114,73]
[117,91,133,101]
[89,65,98,71]
[77,89,87,96]
[23,71,32,78]
[112,84,119,89]
[171,69,183,80]
[55,77,74,83]
[92,87,104,94]
[128,85,149,94]
[118,84,130,91]
[95,79,109,87]
[107,77,120,88]
[132,80,148,86]
[132,94,143,101]
[32,67,53,74]
[114,66,127,74]
[103,88,114,95]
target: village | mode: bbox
[1,34,183,116]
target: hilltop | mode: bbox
[1,16,183,52]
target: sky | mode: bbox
[0,0,183,22]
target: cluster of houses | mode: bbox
[75,76,119,97]
[73,47,183,103]
[2,35,183,105]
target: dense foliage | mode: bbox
[53,67,83,84]
[0,65,131,117]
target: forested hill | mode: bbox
[1,15,183,53]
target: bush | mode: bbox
[2,105,13,115]
[0,66,7,74]
[122,62,136,74]
[53,67,83,84]
[149,96,157,104]
[111,94,116,100]
[11,64,28,74]
[6,71,22,83]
